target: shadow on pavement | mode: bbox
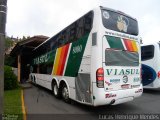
[25,83,159,120]
[143,88,160,95]
[32,83,140,114]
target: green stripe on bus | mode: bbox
[64,34,89,77]
[47,50,56,64]
[33,50,56,65]
[106,36,124,50]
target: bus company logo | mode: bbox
[34,54,49,65]
[131,85,140,88]
[72,45,82,54]
[106,69,139,76]
[105,93,116,98]
[105,81,112,86]
[103,11,110,19]
[117,15,129,32]
[133,77,140,82]
[123,75,128,83]
[110,79,120,83]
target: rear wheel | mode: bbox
[34,76,36,84]
[52,81,60,98]
[61,84,70,103]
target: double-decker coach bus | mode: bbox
[30,6,142,106]
[141,43,160,89]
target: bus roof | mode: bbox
[33,9,94,51]
[34,6,137,51]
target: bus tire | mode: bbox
[33,76,37,86]
[61,84,70,103]
[52,81,60,98]
[34,76,36,84]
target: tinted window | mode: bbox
[32,11,93,69]
[141,45,154,61]
[39,63,53,74]
[101,9,138,35]
[36,11,93,55]
[105,49,139,66]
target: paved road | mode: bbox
[24,84,160,120]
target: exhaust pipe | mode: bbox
[110,99,115,105]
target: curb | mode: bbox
[20,83,32,89]
[21,90,27,120]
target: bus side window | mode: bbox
[61,31,67,45]
[46,41,51,52]
[58,33,65,47]
[52,35,59,49]
[33,65,37,73]
[76,18,84,39]
[46,64,53,74]
[84,14,92,34]
[66,28,70,44]
[39,64,51,74]
[70,23,76,42]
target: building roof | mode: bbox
[10,35,49,57]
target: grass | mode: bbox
[4,88,23,120]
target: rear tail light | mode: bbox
[96,68,104,88]
[158,71,160,78]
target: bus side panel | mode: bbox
[49,33,92,104]
[74,33,92,104]
[30,73,53,90]
[64,34,89,77]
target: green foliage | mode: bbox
[4,66,18,90]
[4,89,23,120]
[5,55,15,66]
[5,37,14,50]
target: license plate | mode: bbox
[121,84,130,89]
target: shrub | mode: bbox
[4,66,18,90]
[5,55,15,66]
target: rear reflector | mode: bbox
[96,68,104,88]
[158,71,160,78]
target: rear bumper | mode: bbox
[92,84,143,106]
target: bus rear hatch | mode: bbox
[102,35,140,91]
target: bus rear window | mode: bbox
[105,49,139,66]
[101,9,138,35]
[141,45,154,61]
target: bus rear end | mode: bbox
[92,7,142,106]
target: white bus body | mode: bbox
[141,43,160,89]
[30,6,142,106]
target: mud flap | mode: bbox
[75,73,92,103]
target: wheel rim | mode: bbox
[53,84,58,95]
[62,86,69,100]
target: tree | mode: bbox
[5,55,15,66]
[5,36,16,66]
[5,37,14,50]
